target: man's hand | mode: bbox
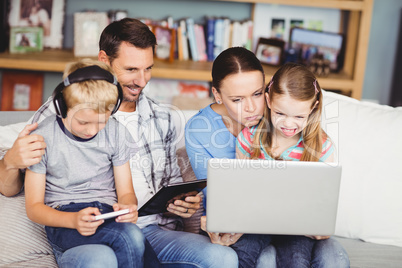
[200,216,243,246]
[166,191,201,218]
[3,123,46,169]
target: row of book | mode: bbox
[142,16,254,62]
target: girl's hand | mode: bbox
[200,216,243,246]
[305,235,331,240]
[75,207,103,236]
[113,203,138,224]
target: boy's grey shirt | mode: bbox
[28,115,138,208]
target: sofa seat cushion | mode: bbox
[0,191,57,267]
[334,236,402,268]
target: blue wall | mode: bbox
[362,0,402,104]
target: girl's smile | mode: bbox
[267,93,315,139]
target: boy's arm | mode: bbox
[25,169,103,235]
[113,161,138,223]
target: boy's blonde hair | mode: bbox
[251,63,326,162]
[62,59,119,114]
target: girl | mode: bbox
[236,62,350,267]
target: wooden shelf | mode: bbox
[0,0,373,100]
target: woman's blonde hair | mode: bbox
[251,63,326,162]
[62,58,119,114]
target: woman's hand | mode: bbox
[305,235,331,240]
[200,216,243,246]
[166,191,201,218]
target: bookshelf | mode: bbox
[0,0,373,100]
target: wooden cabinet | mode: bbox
[0,0,373,99]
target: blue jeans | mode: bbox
[230,234,272,268]
[46,202,146,268]
[143,224,239,267]
[273,235,350,268]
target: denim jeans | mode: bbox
[142,224,239,267]
[45,202,146,268]
[273,235,350,268]
[230,234,272,268]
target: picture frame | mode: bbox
[8,0,65,49]
[1,71,43,111]
[153,26,176,63]
[289,27,345,72]
[255,38,285,66]
[9,26,43,53]
[74,12,109,57]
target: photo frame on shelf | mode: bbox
[9,26,43,53]
[74,12,109,57]
[255,38,285,66]
[1,71,43,111]
[153,26,176,63]
[289,27,345,72]
[8,0,65,49]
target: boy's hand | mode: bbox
[75,207,103,236]
[113,203,138,224]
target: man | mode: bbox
[0,18,238,267]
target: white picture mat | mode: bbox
[8,0,65,48]
[253,4,341,50]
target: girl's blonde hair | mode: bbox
[251,63,326,162]
[62,59,119,114]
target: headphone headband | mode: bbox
[52,65,123,118]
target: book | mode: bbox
[186,17,198,61]
[205,16,215,61]
[195,24,207,61]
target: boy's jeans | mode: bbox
[45,201,145,268]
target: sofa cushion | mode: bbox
[334,236,402,268]
[0,192,57,267]
[176,146,203,234]
[322,91,402,248]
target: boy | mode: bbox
[25,59,145,268]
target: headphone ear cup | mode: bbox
[112,83,123,115]
[52,83,68,118]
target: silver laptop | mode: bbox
[206,158,342,236]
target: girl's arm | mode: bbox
[25,169,103,236]
[112,161,138,223]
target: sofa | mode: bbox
[1,90,402,267]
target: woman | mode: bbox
[185,47,348,267]
[185,47,274,268]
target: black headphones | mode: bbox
[52,65,123,118]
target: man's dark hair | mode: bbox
[99,18,157,63]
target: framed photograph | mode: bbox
[9,26,43,53]
[1,71,43,111]
[289,27,345,72]
[74,12,109,57]
[153,26,176,62]
[255,38,285,66]
[271,18,285,39]
[8,0,65,49]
